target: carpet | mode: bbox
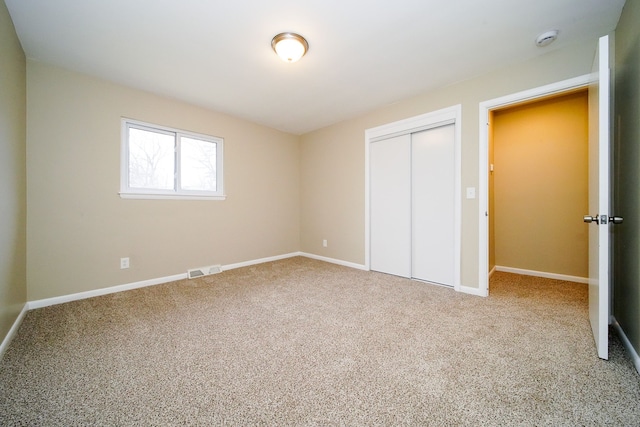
[1,257,638,425]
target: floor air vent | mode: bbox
[187,264,222,279]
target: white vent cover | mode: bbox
[187,264,222,279]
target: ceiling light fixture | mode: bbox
[271,32,309,63]
[535,30,559,47]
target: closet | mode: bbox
[369,121,457,287]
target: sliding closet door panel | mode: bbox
[412,124,455,285]
[370,134,411,277]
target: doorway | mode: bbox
[489,89,589,287]
[478,75,591,295]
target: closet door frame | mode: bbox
[365,105,462,291]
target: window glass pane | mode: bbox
[180,136,217,191]
[128,127,175,190]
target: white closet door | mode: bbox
[411,124,455,285]
[370,134,411,277]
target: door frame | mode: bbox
[365,105,462,291]
[478,75,590,295]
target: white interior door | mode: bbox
[412,124,456,285]
[370,134,411,277]
[586,35,611,360]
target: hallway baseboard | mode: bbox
[495,266,588,284]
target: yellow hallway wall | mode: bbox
[492,91,588,278]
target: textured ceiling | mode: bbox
[5,0,625,134]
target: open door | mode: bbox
[584,34,619,360]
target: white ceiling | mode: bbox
[5,0,625,135]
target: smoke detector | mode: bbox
[535,30,559,47]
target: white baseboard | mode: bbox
[223,252,300,271]
[489,265,497,277]
[301,253,487,297]
[299,252,368,270]
[612,316,640,375]
[3,253,305,349]
[460,285,488,297]
[0,303,29,360]
[28,273,188,310]
[25,251,482,312]
[495,266,588,284]
[28,253,304,310]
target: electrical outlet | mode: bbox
[120,257,130,269]
[322,239,328,247]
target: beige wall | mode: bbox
[613,0,640,360]
[27,62,300,301]
[0,0,27,342]
[492,91,588,278]
[300,39,598,288]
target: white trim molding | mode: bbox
[24,252,366,311]
[28,252,302,310]
[0,303,29,360]
[612,316,640,375]
[300,252,368,270]
[28,273,188,310]
[478,74,591,296]
[460,285,489,297]
[222,252,302,271]
[25,252,367,310]
[20,252,370,312]
[494,266,588,284]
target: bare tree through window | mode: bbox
[180,137,216,191]
[128,127,174,189]
[122,119,224,198]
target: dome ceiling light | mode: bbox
[271,32,309,63]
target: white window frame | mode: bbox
[120,118,225,200]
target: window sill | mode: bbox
[119,192,226,201]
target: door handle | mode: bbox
[583,215,598,224]
[583,215,623,225]
[609,216,624,224]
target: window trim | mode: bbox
[120,118,225,200]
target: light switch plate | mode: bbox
[466,187,476,199]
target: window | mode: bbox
[120,119,225,200]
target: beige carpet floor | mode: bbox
[1,257,639,426]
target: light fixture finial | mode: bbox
[271,32,309,63]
